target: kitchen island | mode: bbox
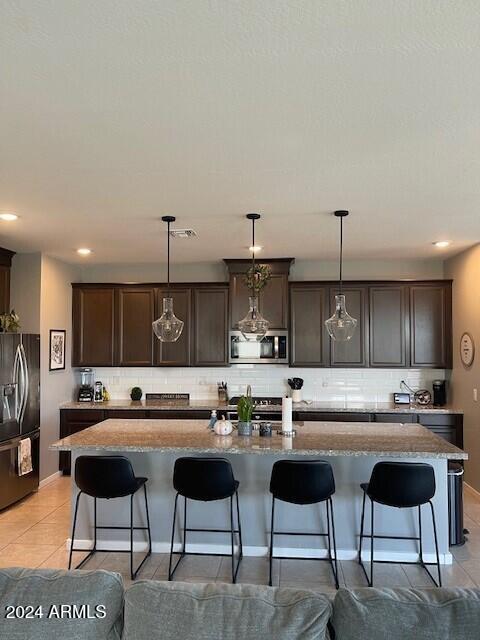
[52,419,466,565]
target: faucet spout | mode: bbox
[246,385,252,398]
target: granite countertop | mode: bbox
[60,399,463,415]
[51,419,467,459]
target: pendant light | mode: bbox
[152,216,184,342]
[325,210,357,341]
[238,213,270,342]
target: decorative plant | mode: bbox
[243,264,272,294]
[237,394,255,423]
[0,309,20,333]
[130,386,143,401]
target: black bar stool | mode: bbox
[269,460,339,589]
[358,461,442,587]
[69,455,152,580]
[168,457,243,583]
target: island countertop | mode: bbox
[51,419,467,459]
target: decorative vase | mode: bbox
[237,421,252,436]
[291,389,302,403]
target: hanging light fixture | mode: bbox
[152,216,184,342]
[325,210,357,341]
[238,213,270,342]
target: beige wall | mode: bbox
[78,258,444,283]
[445,244,480,490]
[10,253,42,333]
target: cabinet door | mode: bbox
[290,285,329,366]
[154,289,192,366]
[329,286,369,367]
[116,287,154,366]
[259,274,288,329]
[192,287,228,366]
[410,284,452,368]
[72,287,115,366]
[0,266,10,314]
[229,274,250,330]
[369,286,409,367]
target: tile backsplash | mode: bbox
[87,366,446,403]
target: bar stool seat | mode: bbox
[358,461,442,587]
[269,460,339,589]
[69,456,152,580]
[168,457,243,583]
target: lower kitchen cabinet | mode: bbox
[148,409,211,420]
[296,412,372,422]
[417,413,463,448]
[59,409,105,475]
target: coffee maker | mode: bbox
[77,368,95,402]
[433,380,447,407]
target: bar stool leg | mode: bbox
[358,490,366,565]
[369,498,374,587]
[236,490,243,558]
[269,497,275,587]
[144,485,152,554]
[430,500,442,587]
[168,493,180,580]
[328,498,340,589]
[68,491,82,570]
[230,496,236,583]
[130,493,135,580]
[93,497,97,552]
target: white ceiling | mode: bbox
[1,1,479,264]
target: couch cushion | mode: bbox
[331,587,480,640]
[124,580,332,640]
[0,567,123,640]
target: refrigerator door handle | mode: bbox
[19,344,29,426]
[13,345,22,421]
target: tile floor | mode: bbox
[1,475,480,594]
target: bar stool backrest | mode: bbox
[75,455,139,498]
[173,457,236,501]
[270,460,335,504]
[368,461,436,507]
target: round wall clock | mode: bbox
[460,332,475,368]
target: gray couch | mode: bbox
[0,568,479,639]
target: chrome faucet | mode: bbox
[246,385,252,398]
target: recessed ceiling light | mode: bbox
[249,245,262,253]
[433,241,451,248]
[0,212,18,221]
[77,248,92,256]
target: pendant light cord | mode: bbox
[167,219,170,294]
[339,214,343,293]
[251,216,255,286]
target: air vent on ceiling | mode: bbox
[169,229,197,239]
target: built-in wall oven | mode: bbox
[229,330,288,364]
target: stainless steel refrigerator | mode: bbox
[0,334,40,510]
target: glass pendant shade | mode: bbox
[238,296,269,342]
[325,294,357,341]
[152,297,184,342]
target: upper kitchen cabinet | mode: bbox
[369,285,409,367]
[329,286,369,367]
[224,258,294,330]
[410,282,452,368]
[290,284,329,367]
[0,247,15,315]
[72,285,116,366]
[192,286,229,366]
[116,287,154,366]
[154,288,192,366]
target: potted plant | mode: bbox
[0,309,20,333]
[237,394,255,436]
[243,264,272,294]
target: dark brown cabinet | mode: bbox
[72,286,115,366]
[154,288,192,366]
[192,287,229,366]
[410,284,452,368]
[116,287,154,366]
[59,409,105,474]
[369,285,409,367]
[0,247,15,314]
[290,285,329,366]
[329,286,369,367]
[225,259,293,330]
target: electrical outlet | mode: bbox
[474,388,478,402]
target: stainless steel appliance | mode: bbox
[0,334,40,510]
[229,331,288,364]
[226,396,283,422]
[77,368,95,402]
[433,380,447,407]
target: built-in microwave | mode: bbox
[229,330,289,364]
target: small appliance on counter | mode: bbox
[94,380,104,403]
[77,368,95,402]
[399,380,432,406]
[433,379,447,407]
